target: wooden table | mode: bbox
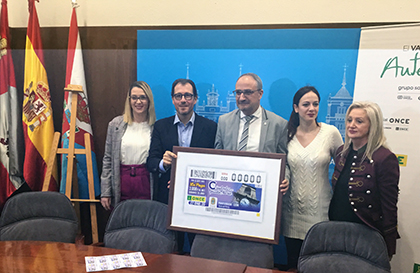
[0,241,285,273]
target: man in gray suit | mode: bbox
[215,72,289,194]
[213,73,288,265]
[215,73,288,155]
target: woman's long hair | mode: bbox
[342,101,389,161]
[123,81,156,126]
[287,86,320,142]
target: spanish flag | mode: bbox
[0,0,24,208]
[22,0,57,191]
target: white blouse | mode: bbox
[120,122,151,165]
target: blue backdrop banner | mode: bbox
[137,28,361,263]
[137,28,360,135]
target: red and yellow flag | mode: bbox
[22,0,57,191]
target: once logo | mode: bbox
[388,118,410,124]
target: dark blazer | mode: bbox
[332,145,400,255]
[147,113,217,204]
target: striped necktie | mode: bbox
[238,115,253,151]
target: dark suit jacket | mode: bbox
[147,113,217,204]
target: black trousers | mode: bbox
[284,236,303,269]
[177,232,196,253]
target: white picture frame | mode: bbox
[167,146,286,244]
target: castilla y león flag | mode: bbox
[0,0,24,207]
[60,7,100,198]
[22,0,57,191]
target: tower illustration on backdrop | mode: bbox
[194,64,240,122]
[325,65,353,139]
[195,84,236,122]
[192,64,353,126]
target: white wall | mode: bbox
[7,1,420,270]
[8,0,420,28]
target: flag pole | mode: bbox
[60,2,101,244]
[23,0,58,192]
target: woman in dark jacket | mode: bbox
[329,101,400,258]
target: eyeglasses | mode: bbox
[130,95,148,102]
[232,89,261,96]
[172,93,195,101]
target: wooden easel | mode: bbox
[43,84,99,244]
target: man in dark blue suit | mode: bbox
[147,78,217,204]
[147,78,216,253]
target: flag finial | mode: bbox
[72,0,79,8]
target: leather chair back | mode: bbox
[190,234,274,268]
[104,199,176,254]
[0,192,78,243]
[298,221,391,273]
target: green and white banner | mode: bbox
[354,23,420,273]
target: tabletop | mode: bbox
[0,241,285,273]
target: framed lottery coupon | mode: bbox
[167,146,286,244]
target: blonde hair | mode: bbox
[342,101,389,161]
[123,81,156,126]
